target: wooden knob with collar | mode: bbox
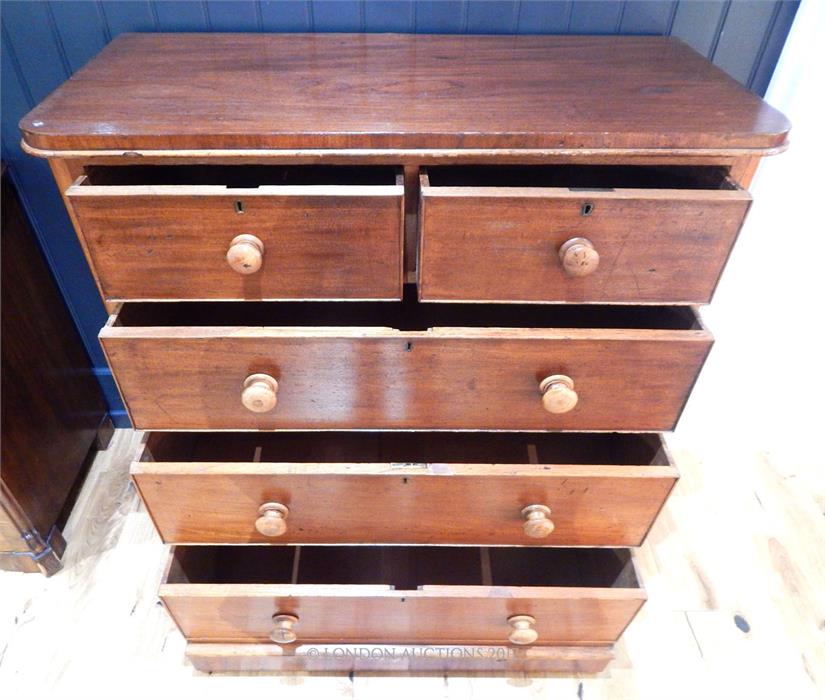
[559,237,599,277]
[507,615,538,645]
[242,373,279,413]
[227,234,264,274]
[521,504,554,538]
[270,614,299,644]
[255,502,289,537]
[539,375,578,414]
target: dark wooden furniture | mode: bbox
[1,166,112,576]
[21,33,788,671]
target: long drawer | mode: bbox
[133,431,677,546]
[419,165,751,304]
[101,295,712,431]
[160,545,645,646]
[66,165,404,301]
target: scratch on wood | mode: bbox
[685,612,704,658]
[801,653,816,684]
[688,556,717,608]
[768,537,804,598]
[150,397,175,422]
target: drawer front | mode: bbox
[67,179,404,301]
[163,591,644,646]
[133,433,677,546]
[419,177,751,304]
[161,546,645,646]
[102,331,711,431]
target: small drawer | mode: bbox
[160,545,646,647]
[419,165,751,304]
[133,432,677,546]
[101,293,712,431]
[67,165,404,301]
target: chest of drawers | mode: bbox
[21,33,788,674]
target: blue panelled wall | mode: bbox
[0,0,799,427]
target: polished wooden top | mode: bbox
[20,33,789,154]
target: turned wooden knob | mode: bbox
[540,375,578,414]
[507,615,538,645]
[559,237,599,277]
[521,504,554,538]
[255,502,289,537]
[227,234,264,275]
[270,613,299,644]
[242,373,279,413]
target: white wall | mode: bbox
[673,0,825,479]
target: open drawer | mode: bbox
[133,431,677,546]
[101,293,712,431]
[160,545,646,647]
[419,165,751,304]
[66,165,404,301]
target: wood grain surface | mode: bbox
[20,34,789,153]
[132,432,677,546]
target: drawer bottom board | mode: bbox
[186,642,614,674]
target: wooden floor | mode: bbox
[0,427,821,699]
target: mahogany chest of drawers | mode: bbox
[21,33,788,674]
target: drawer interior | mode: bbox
[114,286,701,330]
[82,164,400,187]
[166,545,638,590]
[146,431,668,466]
[424,164,737,190]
